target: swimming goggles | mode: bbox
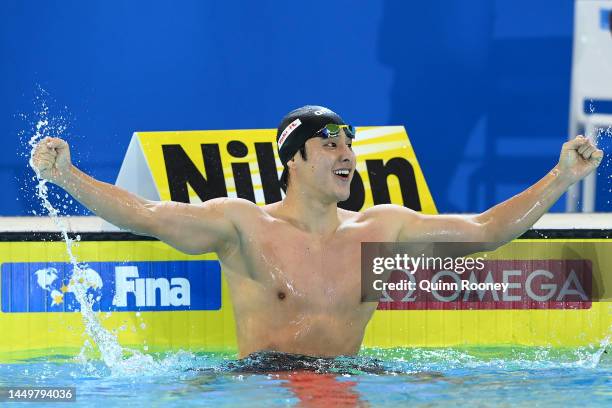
[314,124,356,139]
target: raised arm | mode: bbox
[30,137,244,255]
[371,135,604,251]
[472,135,603,245]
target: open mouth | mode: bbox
[333,169,351,180]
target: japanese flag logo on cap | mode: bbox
[278,118,302,150]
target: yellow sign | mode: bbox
[0,239,610,361]
[116,127,437,213]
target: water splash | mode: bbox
[17,86,76,216]
[361,344,610,372]
[26,87,161,376]
[588,332,611,368]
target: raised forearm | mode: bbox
[57,165,155,234]
[475,165,572,244]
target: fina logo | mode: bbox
[33,265,191,309]
[112,266,190,307]
[34,266,103,307]
[1,260,219,313]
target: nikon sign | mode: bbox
[115,127,437,213]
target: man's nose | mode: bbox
[338,144,353,162]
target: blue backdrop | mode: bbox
[3,0,602,216]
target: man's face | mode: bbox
[292,130,356,202]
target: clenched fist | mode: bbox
[557,135,604,184]
[30,137,72,184]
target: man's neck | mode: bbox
[278,188,340,236]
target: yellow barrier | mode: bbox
[1,238,609,360]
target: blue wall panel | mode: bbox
[1,0,586,215]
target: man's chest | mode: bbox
[237,220,392,301]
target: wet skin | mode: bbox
[214,133,394,357]
[31,134,603,358]
[219,202,393,357]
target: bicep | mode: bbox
[393,209,496,257]
[367,204,490,244]
[145,198,241,255]
[401,212,489,243]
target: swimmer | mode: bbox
[30,105,604,358]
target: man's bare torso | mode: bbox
[217,202,398,358]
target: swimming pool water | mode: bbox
[0,346,610,407]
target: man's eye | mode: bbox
[347,144,353,149]
[325,142,337,147]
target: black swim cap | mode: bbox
[276,105,346,165]
[276,105,346,190]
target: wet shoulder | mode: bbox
[361,204,419,222]
[219,197,267,223]
[336,207,370,232]
[353,204,420,237]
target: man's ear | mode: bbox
[287,157,297,170]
